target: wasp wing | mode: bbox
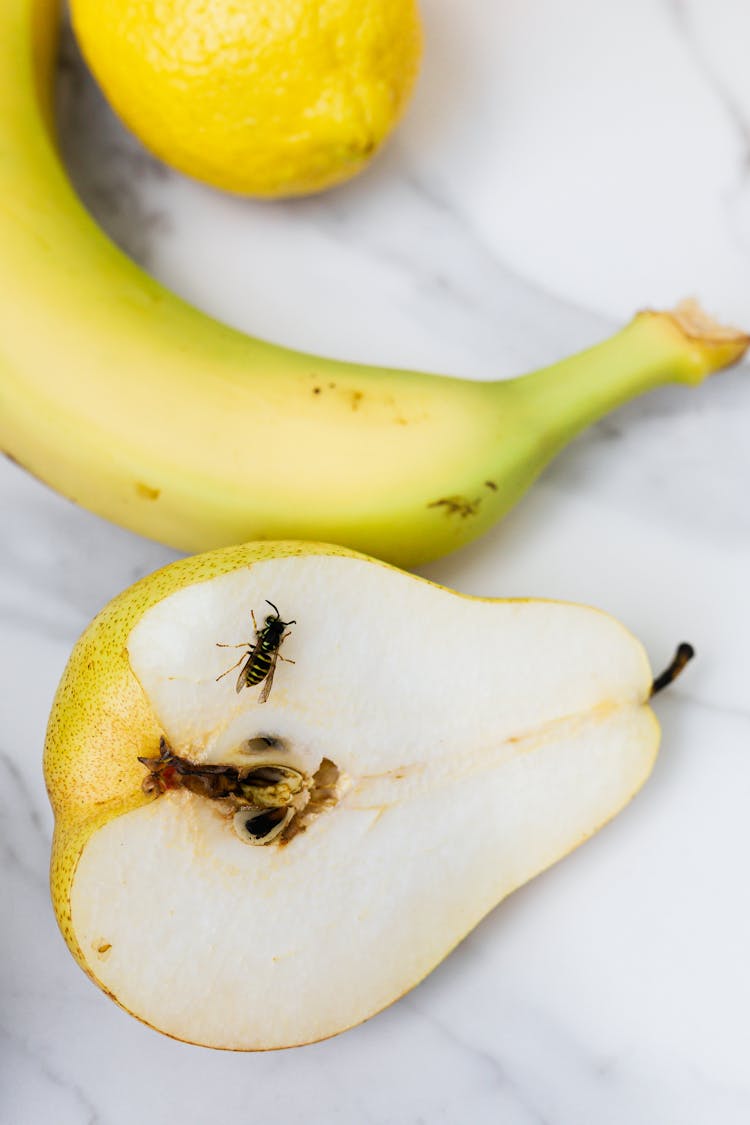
[258,652,279,704]
[235,653,253,693]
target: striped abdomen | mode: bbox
[244,641,275,686]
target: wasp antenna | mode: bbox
[265,600,280,616]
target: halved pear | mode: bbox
[46,543,667,1050]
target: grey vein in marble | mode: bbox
[666,0,750,257]
[2,1,750,1122]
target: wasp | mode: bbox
[216,600,296,702]
[138,738,240,799]
[138,738,307,808]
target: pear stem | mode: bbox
[651,642,695,696]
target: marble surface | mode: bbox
[3,1,750,1121]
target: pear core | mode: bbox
[61,553,658,1050]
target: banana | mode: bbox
[0,0,747,567]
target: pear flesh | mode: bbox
[66,554,657,1049]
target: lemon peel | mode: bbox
[71,0,423,197]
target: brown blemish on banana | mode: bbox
[135,482,160,500]
[428,495,481,518]
[309,380,365,411]
[305,379,425,427]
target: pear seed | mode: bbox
[233,806,294,846]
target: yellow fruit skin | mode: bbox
[46,540,346,975]
[1,2,747,569]
[46,539,660,1047]
[70,0,423,197]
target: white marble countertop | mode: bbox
[3,1,750,1121]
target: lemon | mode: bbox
[70,0,423,198]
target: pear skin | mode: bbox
[46,543,673,1049]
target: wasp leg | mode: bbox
[216,641,251,648]
[279,655,296,664]
[217,654,249,682]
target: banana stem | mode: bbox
[506,301,748,453]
